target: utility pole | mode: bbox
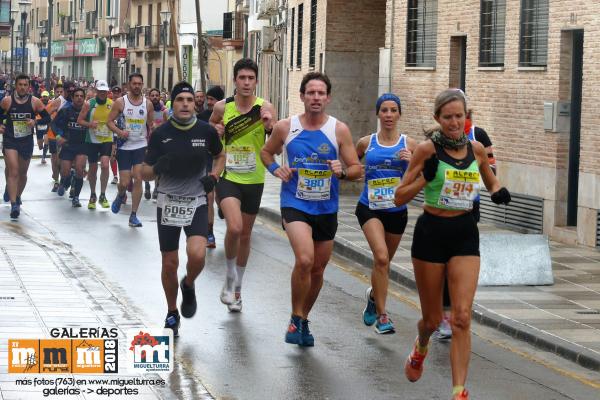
[194,0,206,92]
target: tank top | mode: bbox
[424,142,480,211]
[222,96,266,184]
[120,94,148,150]
[359,133,408,212]
[153,108,166,129]
[86,98,113,144]
[280,115,339,215]
[6,94,35,140]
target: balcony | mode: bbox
[143,25,173,48]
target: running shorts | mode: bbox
[281,207,338,242]
[411,211,479,263]
[355,202,408,235]
[157,204,208,252]
[2,135,34,160]
[216,178,264,215]
[87,142,113,163]
[116,147,146,171]
[59,143,87,161]
[48,139,57,154]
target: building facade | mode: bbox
[385,0,600,247]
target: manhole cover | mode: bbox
[576,310,600,315]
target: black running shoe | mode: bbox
[164,310,181,337]
[180,277,197,318]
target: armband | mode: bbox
[267,162,280,175]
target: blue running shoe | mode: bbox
[285,316,303,345]
[57,185,65,197]
[9,203,20,219]
[375,314,395,334]
[111,193,125,214]
[3,188,8,202]
[164,311,181,337]
[301,319,314,347]
[129,213,143,227]
[363,287,377,326]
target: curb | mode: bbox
[258,206,600,372]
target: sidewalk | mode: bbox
[259,175,600,371]
[0,219,212,399]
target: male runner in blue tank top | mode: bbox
[261,72,362,346]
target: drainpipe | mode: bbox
[388,0,395,92]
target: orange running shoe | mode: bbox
[452,389,469,399]
[404,337,428,382]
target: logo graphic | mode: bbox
[40,339,71,373]
[9,339,39,373]
[318,143,330,154]
[139,109,145,116]
[127,329,173,373]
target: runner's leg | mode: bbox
[16,154,31,200]
[130,164,143,213]
[302,239,333,318]
[413,259,445,347]
[4,150,20,203]
[99,156,110,194]
[285,220,316,319]
[88,161,98,195]
[161,250,180,311]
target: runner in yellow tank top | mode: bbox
[209,58,277,312]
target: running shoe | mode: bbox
[152,188,158,200]
[363,287,377,326]
[128,213,143,228]
[405,337,428,382]
[144,182,151,200]
[9,204,20,219]
[3,188,8,202]
[57,185,65,197]
[301,319,314,347]
[227,292,242,312]
[99,194,110,208]
[111,176,118,185]
[51,182,59,192]
[88,194,97,210]
[284,317,303,345]
[436,317,452,341]
[207,233,216,248]
[111,193,125,214]
[164,310,181,337]
[375,314,395,334]
[180,277,197,318]
[220,278,235,305]
[41,158,47,165]
[72,197,82,208]
[452,389,469,400]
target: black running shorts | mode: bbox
[157,204,208,252]
[281,207,338,242]
[216,178,264,215]
[355,202,408,235]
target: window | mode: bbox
[107,0,111,17]
[309,0,317,68]
[519,0,548,67]
[148,4,152,26]
[479,0,506,67]
[147,63,152,88]
[223,12,233,39]
[157,3,161,25]
[137,5,142,26]
[297,3,303,68]
[168,67,173,90]
[290,8,295,68]
[406,0,438,67]
[155,67,161,90]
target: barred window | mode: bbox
[519,0,548,67]
[290,8,295,69]
[479,0,506,67]
[406,0,438,68]
[309,0,317,68]
[297,4,303,68]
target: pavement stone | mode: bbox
[259,174,600,371]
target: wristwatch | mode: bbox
[339,169,347,180]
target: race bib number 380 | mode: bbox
[439,169,480,209]
[161,195,199,227]
[296,168,332,201]
[368,177,400,210]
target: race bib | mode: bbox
[296,168,332,201]
[94,122,112,138]
[125,118,145,137]
[368,177,400,210]
[226,145,256,173]
[438,169,480,209]
[13,121,32,138]
[160,195,199,227]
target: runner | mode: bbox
[45,83,68,192]
[394,89,511,400]
[147,88,169,200]
[198,86,224,248]
[110,85,123,185]
[107,73,154,227]
[77,80,113,209]
[51,86,89,208]
[0,74,52,219]
[36,91,51,164]
[209,58,276,311]
[260,72,361,346]
[141,81,225,336]
[355,93,416,334]
[194,90,205,114]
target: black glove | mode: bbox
[422,155,439,182]
[200,175,217,193]
[491,187,511,205]
[152,153,175,175]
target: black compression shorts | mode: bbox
[157,204,208,252]
[281,207,338,242]
[216,178,264,215]
[355,202,408,235]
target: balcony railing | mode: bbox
[143,25,173,48]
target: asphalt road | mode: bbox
[4,160,600,400]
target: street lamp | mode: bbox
[70,20,79,80]
[10,8,18,79]
[160,9,171,91]
[106,16,117,84]
[19,1,32,74]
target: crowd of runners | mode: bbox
[0,58,511,399]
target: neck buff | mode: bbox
[15,92,29,100]
[428,130,469,151]
[95,96,107,105]
[170,114,197,127]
